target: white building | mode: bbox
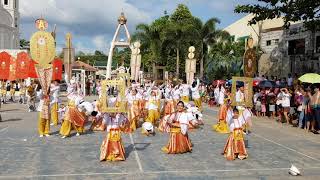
[0,0,20,49]
[224,14,320,77]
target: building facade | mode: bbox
[0,0,20,49]
[224,14,320,77]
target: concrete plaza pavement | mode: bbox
[0,98,320,179]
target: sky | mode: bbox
[19,0,256,54]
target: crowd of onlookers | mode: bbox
[204,73,320,135]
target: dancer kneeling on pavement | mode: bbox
[100,111,130,162]
[161,101,192,154]
[59,95,94,138]
[222,108,248,160]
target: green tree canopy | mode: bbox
[235,0,320,30]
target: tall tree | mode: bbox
[235,0,320,30]
[162,4,199,78]
[193,17,231,78]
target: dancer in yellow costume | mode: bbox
[144,84,161,126]
[191,78,202,111]
[213,98,231,133]
[100,112,129,162]
[60,97,86,138]
[38,94,51,137]
[127,88,142,132]
[50,80,60,126]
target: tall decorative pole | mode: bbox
[185,46,196,85]
[63,33,74,82]
[30,18,56,137]
[106,12,131,79]
[130,41,141,82]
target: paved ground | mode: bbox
[0,97,320,180]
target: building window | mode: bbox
[316,36,320,53]
[4,0,9,5]
[288,39,305,55]
[266,40,271,46]
[14,17,17,28]
[274,39,279,45]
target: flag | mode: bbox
[16,52,31,79]
[0,51,11,80]
[52,58,63,81]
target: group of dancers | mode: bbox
[0,79,38,111]
[33,76,252,162]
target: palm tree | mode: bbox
[132,18,166,72]
[193,17,231,79]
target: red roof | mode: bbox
[72,61,98,72]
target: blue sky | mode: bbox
[20,0,256,54]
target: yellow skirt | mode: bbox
[194,98,202,111]
[100,129,126,161]
[162,128,192,154]
[181,96,189,104]
[212,121,229,134]
[145,109,160,125]
[51,103,59,125]
[59,120,84,136]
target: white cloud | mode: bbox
[92,35,107,51]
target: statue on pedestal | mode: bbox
[185,46,196,85]
[130,41,141,82]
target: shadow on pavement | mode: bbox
[1,118,22,122]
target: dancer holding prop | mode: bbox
[100,98,130,161]
[161,101,192,154]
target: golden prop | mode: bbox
[101,79,127,113]
[231,76,253,108]
[30,18,56,69]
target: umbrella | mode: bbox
[227,79,244,87]
[298,73,320,84]
[259,80,276,88]
[212,80,226,86]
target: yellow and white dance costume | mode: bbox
[144,87,161,126]
[18,81,26,104]
[127,89,142,132]
[190,79,202,111]
[186,103,204,128]
[180,84,190,104]
[162,110,193,154]
[172,85,181,108]
[50,82,60,126]
[0,81,7,104]
[212,99,230,134]
[223,109,248,160]
[164,85,175,115]
[100,113,129,161]
[37,94,51,137]
[59,82,88,138]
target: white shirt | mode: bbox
[146,96,159,110]
[190,79,200,99]
[127,93,142,106]
[226,110,246,132]
[180,84,190,97]
[281,92,291,107]
[168,112,189,135]
[172,87,181,100]
[103,113,127,132]
[218,87,225,105]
